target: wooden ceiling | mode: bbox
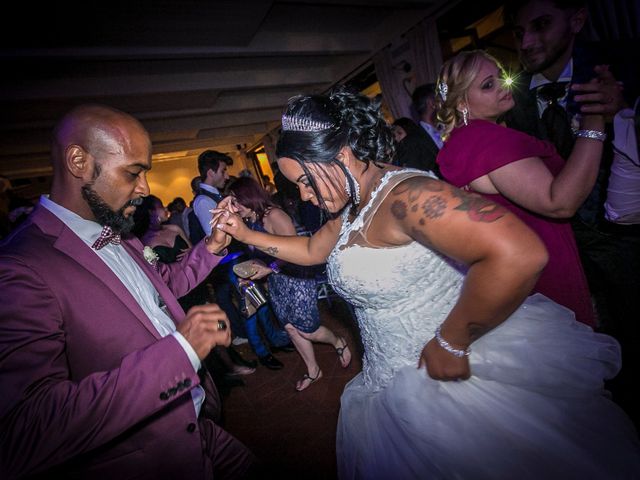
[1,0,457,191]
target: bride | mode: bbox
[214,87,640,479]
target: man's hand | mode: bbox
[572,65,626,122]
[177,304,231,359]
[212,209,253,243]
[204,210,231,254]
[217,196,239,214]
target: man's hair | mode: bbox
[503,0,587,25]
[190,175,202,192]
[197,150,233,180]
[411,83,437,116]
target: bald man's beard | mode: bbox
[81,184,143,234]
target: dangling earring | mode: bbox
[344,168,361,205]
[462,107,469,126]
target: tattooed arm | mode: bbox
[369,176,548,381]
[213,208,342,266]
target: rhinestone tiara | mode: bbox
[281,114,333,132]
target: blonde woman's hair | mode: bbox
[435,50,505,139]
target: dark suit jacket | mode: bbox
[0,205,228,479]
[501,42,638,226]
[395,131,441,177]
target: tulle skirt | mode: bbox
[337,294,640,479]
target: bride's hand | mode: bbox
[212,210,252,243]
[418,338,471,381]
[216,196,239,214]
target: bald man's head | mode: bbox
[51,105,150,172]
[49,104,152,230]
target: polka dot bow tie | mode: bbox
[92,225,121,250]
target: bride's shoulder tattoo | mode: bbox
[389,177,506,224]
[391,176,447,223]
[450,188,506,223]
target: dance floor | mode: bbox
[222,297,362,479]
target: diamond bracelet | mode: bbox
[435,325,471,358]
[574,129,607,142]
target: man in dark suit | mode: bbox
[0,105,255,478]
[410,83,443,176]
[502,0,640,428]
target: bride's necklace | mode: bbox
[346,166,390,224]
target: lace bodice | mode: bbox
[327,169,465,391]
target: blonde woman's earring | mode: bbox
[462,107,469,126]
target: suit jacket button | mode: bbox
[187,423,197,433]
[183,378,192,387]
[159,392,169,401]
[168,387,178,396]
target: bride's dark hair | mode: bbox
[276,85,394,165]
[275,85,394,215]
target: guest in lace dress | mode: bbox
[436,50,604,327]
[228,176,351,391]
[213,87,640,479]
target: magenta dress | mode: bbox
[437,120,595,327]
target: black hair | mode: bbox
[197,150,233,181]
[392,117,425,138]
[131,194,163,238]
[411,83,437,116]
[275,85,394,216]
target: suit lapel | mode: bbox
[33,206,163,339]
[121,239,186,324]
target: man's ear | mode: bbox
[569,7,587,34]
[66,144,91,179]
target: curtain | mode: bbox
[408,17,444,86]
[373,17,443,121]
[373,48,413,120]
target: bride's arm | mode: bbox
[372,176,548,380]
[214,207,342,266]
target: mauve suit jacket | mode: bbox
[0,204,228,479]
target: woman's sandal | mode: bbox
[295,368,322,392]
[335,337,352,369]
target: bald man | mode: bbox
[0,105,255,478]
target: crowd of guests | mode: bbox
[1,0,640,478]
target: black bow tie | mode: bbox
[536,82,569,105]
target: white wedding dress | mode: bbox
[329,170,640,480]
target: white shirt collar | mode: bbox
[39,195,104,247]
[529,58,573,90]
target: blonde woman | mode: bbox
[436,50,604,327]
